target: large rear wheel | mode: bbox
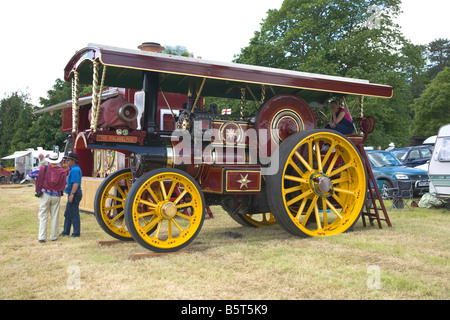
[124,168,205,253]
[266,129,366,237]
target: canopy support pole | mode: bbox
[142,71,159,133]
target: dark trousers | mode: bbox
[325,118,354,134]
[62,190,82,236]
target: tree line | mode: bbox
[1,0,449,161]
[0,79,90,161]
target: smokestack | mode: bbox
[138,42,165,53]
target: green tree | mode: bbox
[0,91,34,157]
[0,80,92,158]
[410,67,450,137]
[28,79,75,151]
[235,0,425,147]
[236,0,405,73]
[411,38,450,99]
[39,78,73,107]
[10,104,35,151]
[426,38,450,82]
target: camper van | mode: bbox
[428,124,450,197]
[0,147,56,176]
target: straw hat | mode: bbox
[47,152,61,164]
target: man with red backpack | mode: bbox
[32,152,67,243]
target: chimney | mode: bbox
[138,42,165,53]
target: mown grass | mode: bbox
[0,185,449,300]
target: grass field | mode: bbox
[0,184,449,300]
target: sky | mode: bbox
[0,0,449,106]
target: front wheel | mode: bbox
[266,129,366,237]
[94,168,134,241]
[124,168,205,253]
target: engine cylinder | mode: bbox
[129,136,175,176]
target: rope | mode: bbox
[94,65,107,132]
[359,95,364,118]
[260,84,266,104]
[71,72,79,133]
[240,87,246,120]
[90,62,107,133]
[90,61,100,132]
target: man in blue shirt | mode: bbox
[61,152,83,237]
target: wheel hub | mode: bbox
[161,202,177,219]
[310,172,333,197]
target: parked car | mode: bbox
[366,150,429,196]
[390,145,433,167]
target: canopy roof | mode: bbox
[1,148,55,160]
[64,43,393,104]
[1,151,32,160]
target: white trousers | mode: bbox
[38,192,61,241]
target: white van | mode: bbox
[428,124,450,197]
[1,147,56,176]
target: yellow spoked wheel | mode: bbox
[94,168,134,241]
[240,213,277,227]
[222,196,277,228]
[266,129,366,237]
[124,168,205,252]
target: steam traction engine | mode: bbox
[63,43,393,252]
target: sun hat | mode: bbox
[47,152,61,164]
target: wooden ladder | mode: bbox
[347,134,392,229]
